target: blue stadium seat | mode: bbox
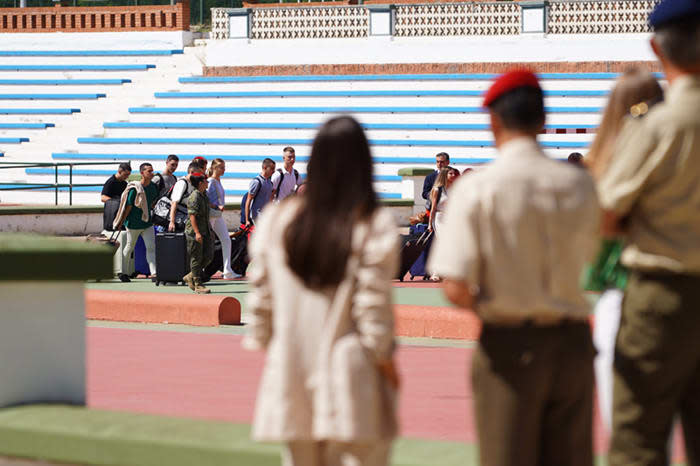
[0,65,155,71]
[129,106,601,114]
[0,123,54,129]
[103,122,597,131]
[76,136,588,149]
[179,72,663,83]
[0,93,106,100]
[0,138,29,143]
[0,50,182,56]
[0,79,130,85]
[0,108,80,114]
[154,90,608,98]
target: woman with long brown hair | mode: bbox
[243,116,399,466]
[584,67,663,432]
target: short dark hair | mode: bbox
[436,152,450,162]
[166,154,179,163]
[262,158,276,168]
[568,152,584,165]
[187,162,199,173]
[118,163,132,173]
[139,162,153,173]
[192,157,207,170]
[487,86,545,133]
[283,146,295,154]
[654,16,700,69]
[190,172,207,189]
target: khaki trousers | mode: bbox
[472,321,595,466]
[282,440,392,466]
[609,271,700,466]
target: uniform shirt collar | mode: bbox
[666,74,700,104]
[498,136,543,160]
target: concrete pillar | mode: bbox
[398,167,434,215]
[368,4,395,36]
[520,0,547,34]
[228,8,251,39]
[0,234,111,408]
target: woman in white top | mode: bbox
[206,159,237,279]
[428,166,460,235]
[243,116,400,466]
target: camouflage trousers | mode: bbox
[186,233,214,282]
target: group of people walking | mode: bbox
[242,0,700,465]
[100,148,301,293]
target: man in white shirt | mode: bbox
[271,146,300,202]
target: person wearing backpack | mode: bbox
[152,154,179,198]
[270,146,300,202]
[243,158,276,227]
[168,162,198,232]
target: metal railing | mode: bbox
[0,161,128,205]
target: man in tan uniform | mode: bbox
[597,1,700,464]
[428,70,600,466]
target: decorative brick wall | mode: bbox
[204,61,663,76]
[0,1,189,33]
[548,0,659,34]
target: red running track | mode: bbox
[87,326,687,459]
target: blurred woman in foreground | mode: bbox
[243,116,400,466]
[584,67,663,431]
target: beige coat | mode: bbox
[112,181,149,229]
[243,200,399,443]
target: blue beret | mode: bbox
[649,0,700,29]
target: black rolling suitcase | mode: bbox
[396,230,433,281]
[155,232,189,286]
[202,226,251,282]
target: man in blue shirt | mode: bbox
[244,158,276,227]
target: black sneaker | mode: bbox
[118,273,131,283]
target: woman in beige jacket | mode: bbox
[243,116,400,466]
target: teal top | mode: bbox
[124,183,158,230]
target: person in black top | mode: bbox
[421,152,449,211]
[101,163,132,202]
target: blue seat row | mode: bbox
[0,79,130,85]
[0,65,155,71]
[0,93,106,100]
[179,72,663,83]
[51,152,498,165]
[0,137,29,143]
[155,90,608,98]
[0,108,80,114]
[0,123,54,129]
[104,121,597,131]
[24,167,403,182]
[0,50,182,56]
[76,136,587,149]
[129,106,601,114]
[0,183,401,198]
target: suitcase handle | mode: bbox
[417,230,433,247]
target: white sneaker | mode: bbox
[222,272,242,280]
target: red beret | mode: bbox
[483,69,541,108]
[193,156,207,162]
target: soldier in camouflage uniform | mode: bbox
[183,172,214,294]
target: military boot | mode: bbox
[183,272,195,291]
[194,279,210,294]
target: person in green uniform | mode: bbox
[183,172,214,294]
[597,2,700,464]
[115,162,158,282]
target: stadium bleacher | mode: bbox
[3,64,630,205]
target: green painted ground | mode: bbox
[0,405,475,466]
